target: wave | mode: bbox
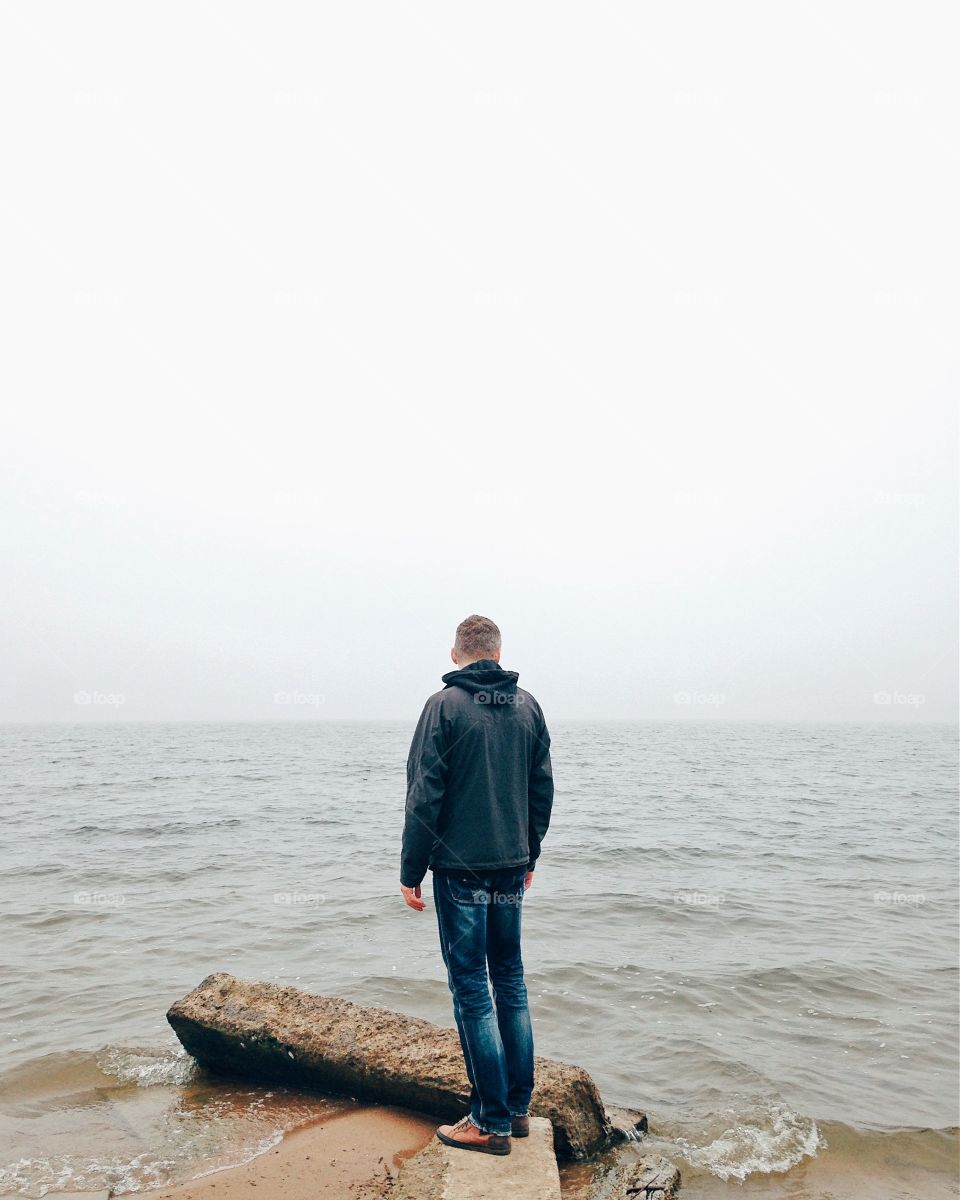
[0,1042,195,1103]
[64,817,245,836]
[0,1129,286,1197]
[97,1043,197,1088]
[673,1100,822,1180]
[0,1043,340,1196]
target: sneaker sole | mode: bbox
[436,1130,512,1155]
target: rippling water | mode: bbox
[1,721,956,1197]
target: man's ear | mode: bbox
[450,647,458,665]
[492,649,501,663]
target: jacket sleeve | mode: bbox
[526,713,554,871]
[400,698,449,888]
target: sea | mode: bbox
[1,720,957,1198]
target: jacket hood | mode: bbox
[441,658,520,698]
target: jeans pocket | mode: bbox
[508,867,528,895]
[445,874,488,906]
[491,870,526,907]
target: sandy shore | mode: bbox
[143,1104,438,1200]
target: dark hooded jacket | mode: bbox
[399,659,554,888]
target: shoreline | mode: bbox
[142,1103,437,1200]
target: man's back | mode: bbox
[400,657,553,887]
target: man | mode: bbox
[400,614,554,1156]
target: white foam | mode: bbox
[0,1131,285,1196]
[678,1102,822,1181]
[97,1042,196,1087]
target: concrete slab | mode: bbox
[168,973,613,1160]
[395,1115,561,1200]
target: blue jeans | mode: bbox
[433,866,535,1136]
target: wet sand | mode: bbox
[143,1104,437,1200]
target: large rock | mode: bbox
[394,1115,561,1200]
[167,973,619,1160]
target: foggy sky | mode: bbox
[1,4,956,723]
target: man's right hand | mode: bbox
[524,871,534,890]
[401,883,425,911]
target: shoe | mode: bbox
[511,1114,530,1137]
[436,1114,512,1155]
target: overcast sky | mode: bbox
[1,4,956,723]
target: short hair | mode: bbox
[454,614,501,659]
